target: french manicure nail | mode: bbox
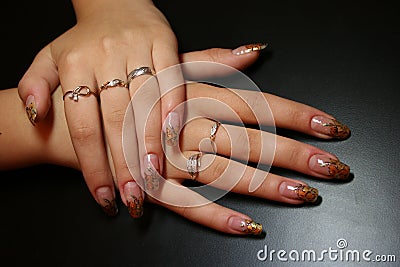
[25,95,37,125]
[164,111,180,146]
[95,186,118,217]
[232,43,268,56]
[143,154,160,191]
[309,154,350,180]
[279,182,319,203]
[311,116,351,139]
[228,216,263,235]
[124,181,144,218]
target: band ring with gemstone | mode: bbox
[99,79,128,93]
[187,152,202,180]
[210,120,221,153]
[63,86,98,102]
[127,67,155,86]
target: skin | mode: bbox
[2,48,350,235]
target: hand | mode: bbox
[3,47,351,235]
[17,0,187,218]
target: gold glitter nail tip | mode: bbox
[25,95,37,125]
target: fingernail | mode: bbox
[232,43,268,56]
[279,182,319,203]
[164,111,180,146]
[142,154,161,191]
[25,95,37,125]
[309,154,350,180]
[123,181,144,218]
[95,186,118,217]
[227,216,263,235]
[311,116,351,140]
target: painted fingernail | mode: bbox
[228,216,263,235]
[95,186,118,217]
[164,111,180,146]
[311,116,351,139]
[279,182,319,203]
[232,43,268,56]
[143,154,161,191]
[123,181,144,218]
[25,95,37,125]
[309,154,350,180]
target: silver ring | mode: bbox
[99,79,128,93]
[210,120,221,153]
[63,86,98,102]
[187,153,202,180]
[127,67,155,86]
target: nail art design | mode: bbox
[144,166,159,191]
[232,43,268,55]
[127,195,144,218]
[166,126,178,146]
[25,95,37,125]
[322,119,351,139]
[241,220,263,235]
[319,158,350,180]
[294,184,319,203]
[165,112,180,146]
[101,198,118,217]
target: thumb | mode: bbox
[179,43,267,79]
[18,45,59,125]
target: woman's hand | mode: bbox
[17,0,187,218]
[2,47,351,236]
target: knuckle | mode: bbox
[70,123,98,144]
[210,159,228,179]
[104,108,126,129]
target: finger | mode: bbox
[18,46,59,125]
[179,43,267,79]
[181,118,351,180]
[186,83,351,140]
[166,151,320,205]
[127,50,164,194]
[60,66,118,217]
[147,179,264,236]
[96,57,145,218]
[152,39,185,149]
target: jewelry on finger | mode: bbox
[127,66,155,86]
[63,86,98,102]
[187,152,202,180]
[99,79,128,93]
[209,120,221,153]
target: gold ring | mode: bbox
[187,152,202,180]
[63,86,98,102]
[210,120,221,153]
[99,79,128,93]
[127,67,155,86]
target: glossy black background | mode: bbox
[1,1,399,266]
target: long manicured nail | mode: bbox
[228,216,263,235]
[143,154,161,191]
[311,116,350,139]
[164,111,180,146]
[309,154,350,180]
[279,182,319,203]
[232,43,268,55]
[25,95,37,125]
[96,186,118,217]
[123,181,144,218]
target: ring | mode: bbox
[99,79,128,93]
[127,67,155,86]
[63,86,98,102]
[210,120,221,153]
[187,152,202,180]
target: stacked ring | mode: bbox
[127,67,155,86]
[63,86,98,102]
[187,152,202,180]
[99,79,128,93]
[210,120,221,153]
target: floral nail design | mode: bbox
[25,95,37,125]
[319,158,350,179]
[127,195,144,218]
[232,43,268,55]
[294,184,319,203]
[241,220,263,235]
[101,198,118,217]
[322,119,350,139]
[144,166,159,191]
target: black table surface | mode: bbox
[1,1,399,266]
